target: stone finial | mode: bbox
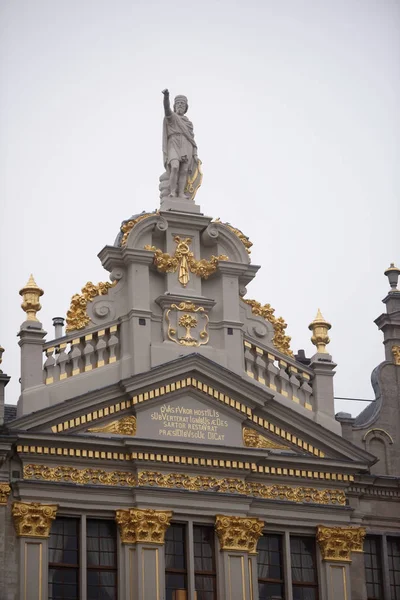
[12,501,58,538]
[0,345,4,374]
[384,263,400,292]
[19,275,44,321]
[317,525,366,562]
[215,515,264,554]
[309,309,331,354]
[115,508,172,544]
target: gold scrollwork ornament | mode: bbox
[316,525,366,562]
[166,302,209,347]
[0,483,11,505]
[243,427,289,449]
[88,416,137,436]
[12,501,58,538]
[215,514,264,554]
[392,345,400,365]
[145,235,228,288]
[115,508,172,544]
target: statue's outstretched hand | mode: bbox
[162,89,169,96]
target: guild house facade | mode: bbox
[1,91,400,600]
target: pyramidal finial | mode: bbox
[309,309,331,353]
[19,274,44,321]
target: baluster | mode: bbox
[254,347,266,385]
[83,334,95,372]
[288,366,301,404]
[96,330,107,368]
[277,359,290,397]
[44,347,56,384]
[266,353,279,391]
[299,372,313,410]
[108,325,119,364]
[57,342,69,380]
[244,342,255,378]
[70,338,82,376]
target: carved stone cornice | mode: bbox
[0,483,11,505]
[115,508,172,545]
[12,501,58,538]
[215,515,264,554]
[317,525,366,562]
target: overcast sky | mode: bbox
[1,0,399,416]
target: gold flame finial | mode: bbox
[19,275,44,321]
[309,308,331,353]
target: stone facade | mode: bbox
[1,191,399,600]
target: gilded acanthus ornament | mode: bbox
[215,515,264,554]
[119,212,158,247]
[214,219,253,255]
[23,465,347,506]
[309,309,331,354]
[66,280,116,332]
[166,302,209,346]
[145,235,228,287]
[243,427,289,449]
[0,483,11,505]
[115,508,172,544]
[12,501,58,538]
[317,526,366,562]
[392,345,400,366]
[88,416,137,436]
[138,471,346,505]
[19,274,44,321]
[244,299,293,357]
[24,464,136,487]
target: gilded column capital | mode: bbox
[0,483,11,505]
[215,514,264,554]
[12,501,58,538]
[317,525,366,562]
[115,508,173,544]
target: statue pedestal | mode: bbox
[160,196,202,214]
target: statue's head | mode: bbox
[174,95,188,115]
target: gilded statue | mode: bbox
[160,89,202,200]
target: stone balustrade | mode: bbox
[43,324,120,385]
[244,340,314,410]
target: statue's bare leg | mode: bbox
[168,160,179,197]
[178,163,189,197]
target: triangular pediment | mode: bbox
[9,354,375,467]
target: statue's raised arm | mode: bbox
[160,89,202,201]
[162,89,172,117]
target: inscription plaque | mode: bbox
[136,396,242,446]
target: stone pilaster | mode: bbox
[18,321,47,392]
[12,501,58,600]
[116,507,172,599]
[317,525,366,600]
[215,515,264,600]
